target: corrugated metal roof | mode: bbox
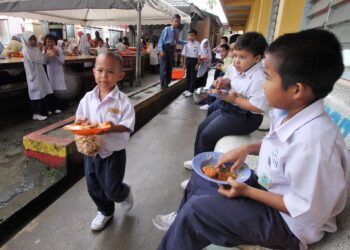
[203,10,222,27]
[327,1,350,25]
[164,0,191,7]
[307,0,330,16]
[329,22,350,49]
[305,12,328,29]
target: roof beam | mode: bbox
[221,0,254,7]
[231,25,245,31]
[225,9,250,16]
[229,22,247,25]
[227,16,247,21]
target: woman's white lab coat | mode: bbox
[21,31,52,100]
[44,46,67,91]
[148,44,160,65]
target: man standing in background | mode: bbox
[158,14,183,89]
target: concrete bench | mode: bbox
[208,81,350,250]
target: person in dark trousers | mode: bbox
[154,29,349,250]
[193,32,268,155]
[75,52,135,231]
[158,14,185,89]
[181,29,200,97]
[176,32,269,191]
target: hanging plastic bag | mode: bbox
[75,135,101,157]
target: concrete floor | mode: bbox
[2,95,207,250]
[0,73,161,226]
[3,71,349,250]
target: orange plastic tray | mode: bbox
[171,68,185,80]
[127,47,137,52]
[63,124,111,135]
[11,52,23,58]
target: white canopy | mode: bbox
[0,0,191,82]
[0,0,191,25]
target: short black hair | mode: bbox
[173,14,181,20]
[229,34,241,44]
[122,36,130,46]
[188,29,197,35]
[96,52,124,71]
[220,43,230,51]
[221,36,228,43]
[266,29,344,99]
[118,38,123,42]
[234,32,267,57]
[43,34,57,46]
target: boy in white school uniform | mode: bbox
[179,32,267,187]
[155,29,349,250]
[212,36,228,65]
[182,29,200,97]
[75,52,135,231]
[182,32,268,168]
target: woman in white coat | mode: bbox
[196,39,212,88]
[78,34,93,67]
[147,38,160,73]
[21,31,52,121]
[43,34,67,114]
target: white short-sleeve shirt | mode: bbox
[257,99,350,249]
[223,62,268,113]
[181,40,200,59]
[76,86,135,158]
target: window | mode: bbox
[0,19,10,44]
[109,30,123,48]
[84,27,103,39]
[66,24,75,39]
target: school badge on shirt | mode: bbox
[108,107,122,115]
[259,148,279,189]
[258,174,272,189]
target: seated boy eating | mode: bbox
[154,29,349,250]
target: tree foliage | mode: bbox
[207,0,217,10]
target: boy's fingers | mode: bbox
[218,185,230,197]
[215,159,222,168]
[216,155,227,168]
[227,177,237,187]
[215,162,222,169]
[231,160,242,171]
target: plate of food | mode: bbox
[63,122,112,135]
[192,152,251,185]
[208,88,229,97]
